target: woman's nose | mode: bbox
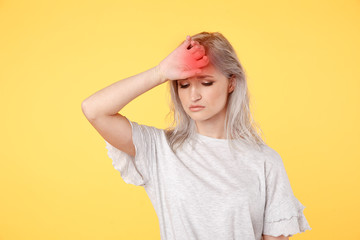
[190,86,202,101]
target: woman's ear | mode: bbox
[228,75,236,93]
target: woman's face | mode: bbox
[177,63,235,123]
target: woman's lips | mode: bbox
[189,106,205,112]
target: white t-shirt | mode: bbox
[105,118,311,240]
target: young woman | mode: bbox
[82,32,311,240]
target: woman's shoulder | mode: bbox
[257,144,284,167]
[234,142,282,164]
[259,144,279,156]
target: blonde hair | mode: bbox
[164,31,266,153]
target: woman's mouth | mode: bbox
[189,106,205,112]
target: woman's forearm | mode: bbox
[81,65,166,120]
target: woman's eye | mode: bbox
[179,82,213,88]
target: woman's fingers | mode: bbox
[188,45,200,55]
[184,35,192,50]
[192,40,200,46]
[184,36,200,51]
[193,51,205,60]
[189,43,204,55]
[196,55,209,68]
[192,46,205,59]
[192,40,201,48]
[187,40,208,66]
[178,36,209,78]
[188,41,206,61]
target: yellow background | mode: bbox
[1,0,359,239]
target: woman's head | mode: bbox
[165,31,266,152]
[176,62,236,123]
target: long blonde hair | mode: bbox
[164,31,266,153]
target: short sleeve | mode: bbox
[104,117,161,187]
[262,146,312,237]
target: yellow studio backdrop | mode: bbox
[0,0,359,239]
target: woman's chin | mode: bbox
[188,114,210,122]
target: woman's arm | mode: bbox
[81,36,208,156]
[81,35,208,119]
[81,65,165,120]
[263,235,289,240]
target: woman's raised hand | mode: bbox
[157,35,209,82]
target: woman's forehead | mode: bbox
[184,74,215,80]
[182,65,218,80]
[177,63,225,82]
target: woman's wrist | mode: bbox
[154,64,168,84]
